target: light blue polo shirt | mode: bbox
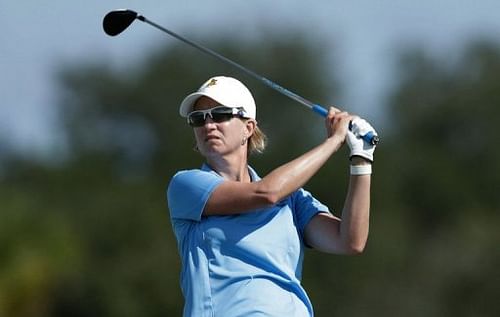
[167,164,330,317]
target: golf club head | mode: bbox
[103,9,138,36]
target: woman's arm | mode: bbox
[204,108,352,216]
[303,157,371,254]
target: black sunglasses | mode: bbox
[187,106,246,127]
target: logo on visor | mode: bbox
[205,78,218,88]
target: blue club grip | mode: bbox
[312,104,379,145]
[312,104,329,117]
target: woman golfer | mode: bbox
[167,76,377,317]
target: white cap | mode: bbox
[179,76,256,119]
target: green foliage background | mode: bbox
[1,33,499,316]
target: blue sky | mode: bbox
[1,1,499,158]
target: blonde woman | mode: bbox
[167,76,376,317]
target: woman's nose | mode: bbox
[203,116,217,128]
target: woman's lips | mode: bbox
[205,135,220,142]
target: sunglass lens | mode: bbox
[211,113,234,123]
[187,107,239,127]
[188,112,206,127]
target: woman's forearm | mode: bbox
[339,166,371,253]
[204,109,354,216]
[257,136,343,204]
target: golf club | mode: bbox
[102,9,379,145]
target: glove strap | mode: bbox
[350,164,372,175]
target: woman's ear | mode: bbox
[245,119,256,137]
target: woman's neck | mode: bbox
[206,152,251,182]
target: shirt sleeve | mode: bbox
[292,188,330,236]
[167,169,224,221]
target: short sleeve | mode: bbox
[167,169,224,221]
[292,188,330,236]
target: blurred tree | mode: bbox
[388,40,500,230]
[315,39,500,317]
[58,33,336,180]
[1,33,339,317]
[2,29,499,317]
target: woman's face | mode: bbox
[191,96,254,158]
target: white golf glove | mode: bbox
[347,118,378,162]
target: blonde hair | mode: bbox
[248,125,267,154]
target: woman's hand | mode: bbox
[325,106,354,144]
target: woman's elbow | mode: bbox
[255,183,282,206]
[261,191,281,206]
[343,241,367,255]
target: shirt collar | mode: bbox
[201,163,261,182]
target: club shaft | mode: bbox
[138,15,378,145]
[141,17,317,108]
